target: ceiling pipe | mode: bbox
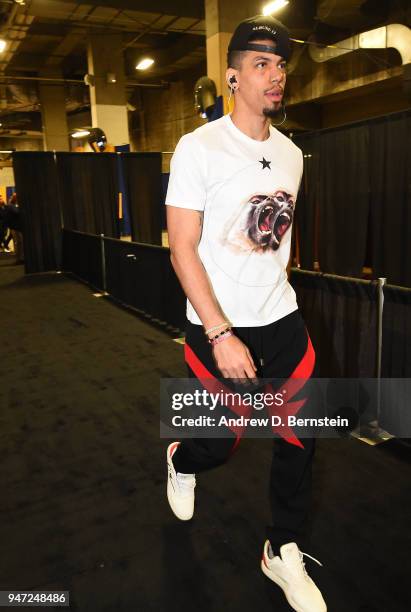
[0,74,170,88]
[309,24,411,65]
[0,75,85,84]
[125,80,169,89]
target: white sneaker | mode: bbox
[166,442,196,521]
[261,540,327,612]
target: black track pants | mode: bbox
[172,309,316,551]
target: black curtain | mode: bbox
[13,151,62,273]
[294,112,411,283]
[369,113,411,287]
[121,153,162,245]
[56,153,119,237]
[294,125,370,276]
[291,270,377,377]
[380,285,411,437]
[293,135,319,270]
[381,284,411,377]
[317,125,370,277]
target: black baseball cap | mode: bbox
[228,14,291,61]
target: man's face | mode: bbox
[234,39,287,118]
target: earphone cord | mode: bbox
[271,105,287,127]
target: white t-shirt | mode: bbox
[166,113,303,327]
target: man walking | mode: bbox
[165,15,326,612]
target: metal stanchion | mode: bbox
[377,278,385,363]
[101,234,107,293]
[92,233,109,298]
[351,277,394,445]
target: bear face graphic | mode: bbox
[221,190,295,254]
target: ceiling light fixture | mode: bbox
[71,129,90,139]
[0,40,7,53]
[262,0,289,16]
[135,58,154,71]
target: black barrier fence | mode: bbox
[291,269,379,378]
[62,229,411,383]
[104,237,186,330]
[382,284,411,378]
[62,229,186,332]
[62,230,104,290]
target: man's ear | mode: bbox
[226,70,239,88]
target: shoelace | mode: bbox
[299,551,323,578]
[176,473,196,496]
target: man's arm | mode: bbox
[167,205,256,379]
[167,206,224,330]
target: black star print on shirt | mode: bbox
[259,157,271,170]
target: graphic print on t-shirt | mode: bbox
[221,190,295,254]
[205,158,297,288]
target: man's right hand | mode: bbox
[212,335,257,380]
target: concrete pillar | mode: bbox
[87,33,129,146]
[205,0,260,112]
[38,69,69,151]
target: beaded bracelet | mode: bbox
[207,326,232,342]
[209,330,233,346]
[205,321,230,336]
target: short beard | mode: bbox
[263,104,284,119]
